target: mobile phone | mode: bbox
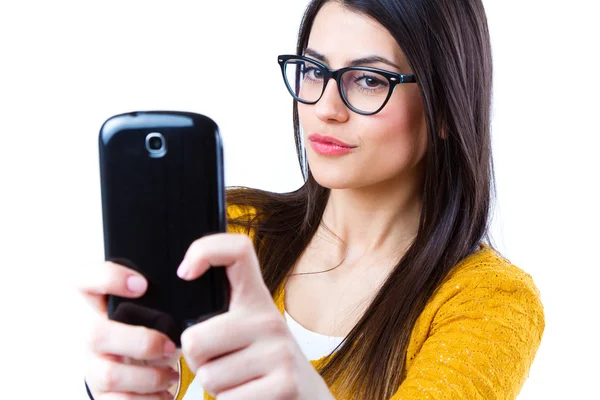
[98,111,230,347]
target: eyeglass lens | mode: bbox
[284,58,391,114]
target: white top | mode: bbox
[284,310,346,360]
[182,310,345,399]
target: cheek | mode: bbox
[359,92,428,172]
[298,103,312,133]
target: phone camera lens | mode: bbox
[149,136,162,150]
[146,132,167,158]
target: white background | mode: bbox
[0,0,598,398]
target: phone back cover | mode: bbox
[98,111,229,346]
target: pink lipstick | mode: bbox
[308,133,356,156]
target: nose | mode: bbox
[314,79,349,123]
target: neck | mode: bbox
[319,169,423,264]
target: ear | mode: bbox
[435,111,447,140]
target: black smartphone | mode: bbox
[98,111,230,347]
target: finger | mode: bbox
[77,261,148,314]
[181,309,257,371]
[97,392,173,400]
[194,342,269,396]
[217,372,295,400]
[177,234,271,308]
[87,357,179,394]
[89,319,178,361]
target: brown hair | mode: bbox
[227,0,494,398]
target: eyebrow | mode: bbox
[304,48,402,70]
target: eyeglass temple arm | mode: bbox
[398,74,417,83]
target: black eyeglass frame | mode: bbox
[277,54,417,116]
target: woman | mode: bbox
[81,0,545,399]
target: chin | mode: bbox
[309,164,361,190]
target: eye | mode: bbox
[304,66,324,81]
[357,74,385,89]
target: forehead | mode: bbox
[307,2,405,68]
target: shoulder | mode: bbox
[404,245,545,396]
[225,204,257,236]
[409,244,545,356]
[426,244,544,321]
[226,203,257,221]
[439,245,544,335]
[225,187,259,236]
[438,244,542,304]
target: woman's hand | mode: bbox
[78,262,180,399]
[178,233,334,400]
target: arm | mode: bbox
[391,267,545,400]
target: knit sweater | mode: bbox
[175,206,545,400]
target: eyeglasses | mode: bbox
[277,54,417,116]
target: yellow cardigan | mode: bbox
[176,207,545,400]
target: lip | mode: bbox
[308,133,357,156]
[308,133,355,148]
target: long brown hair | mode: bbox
[227,0,494,398]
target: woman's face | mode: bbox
[299,1,428,190]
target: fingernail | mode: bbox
[164,341,176,357]
[126,275,147,293]
[177,259,189,279]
